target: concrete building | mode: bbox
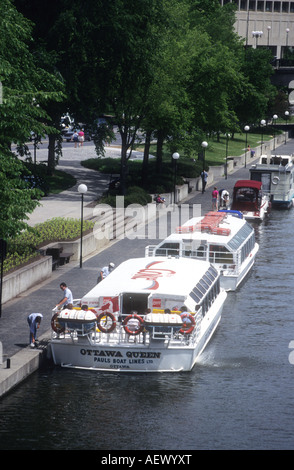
[220,0,294,61]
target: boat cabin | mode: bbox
[145,211,255,270]
[231,180,263,214]
[80,256,221,319]
[250,154,294,208]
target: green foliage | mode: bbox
[3,217,94,274]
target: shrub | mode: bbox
[3,218,94,274]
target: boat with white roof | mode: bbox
[50,256,227,372]
[145,211,259,291]
[250,154,294,209]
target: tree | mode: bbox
[0,0,64,237]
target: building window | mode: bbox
[249,0,256,10]
[290,2,294,12]
[274,2,281,12]
[240,0,248,9]
[282,2,289,12]
[257,1,264,10]
[266,1,273,11]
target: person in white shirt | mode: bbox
[220,189,230,208]
[56,282,73,309]
[27,313,43,348]
[97,262,115,283]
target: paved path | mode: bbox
[1,138,294,360]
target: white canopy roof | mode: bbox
[82,256,214,303]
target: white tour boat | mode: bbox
[50,256,227,372]
[230,180,271,222]
[250,154,294,209]
[145,211,259,291]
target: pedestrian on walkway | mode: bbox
[56,282,73,309]
[212,187,219,210]
[201,170,208,193]
[78,129,85,147]
[97,262,115,283]
[73,130,79,148]
[27,313,43,348]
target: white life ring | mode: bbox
[272,176,280,185]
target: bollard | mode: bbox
[6,358,10,369]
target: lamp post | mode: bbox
[252,30,263,48]
[267,26,271,48]
[286,28,290,48]
[172,152,180,204]
[285,111,289,144]
[244,125,250,168]
[78,183,88,268]
[201,141,208,193]
[273,114,278,151]
[260,119,266,154]
[225,133,230,179]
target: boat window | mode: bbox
[196,245,206,258]
[235,187,257,203]
[190,287,202,303]
[155,242,179,257]
[208,266,218,279]
[189,270,220,315]
[227,224,253,251]
[203,273,213,286]
[196,282,206,295]
[209,245,234,264]
[199,278,210,290]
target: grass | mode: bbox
[136,130,277,168]
[201,131,275,167]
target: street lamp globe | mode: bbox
[244,125,250,132]
[201,141,208,149]
[172,152,180,160]
[78,183,88,194]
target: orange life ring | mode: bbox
[179,313,196,335]
[96,311,116,333]
[51,313,65,334]
[123,314,144,335]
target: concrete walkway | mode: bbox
[1,137,293,398]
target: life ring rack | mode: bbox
[96,311,117,334]
[51,313,65,334]
[272,176,280,185]
[123,314,144,335]
[179,313,196,335]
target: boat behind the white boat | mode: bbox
[145,211,259,291]
[230,179,271,221]
[250,154,294,209]
[50,256,227,372]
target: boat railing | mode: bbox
[51,310,202,347]
[145,245,238,271]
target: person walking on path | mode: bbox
[27,313,43,348]
[78,129,85,147]
[212,187,219,210]
[73,130,79,148]
[201,170,208,193]
[56,282,73,309]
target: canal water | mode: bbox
[1,209,294,450]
